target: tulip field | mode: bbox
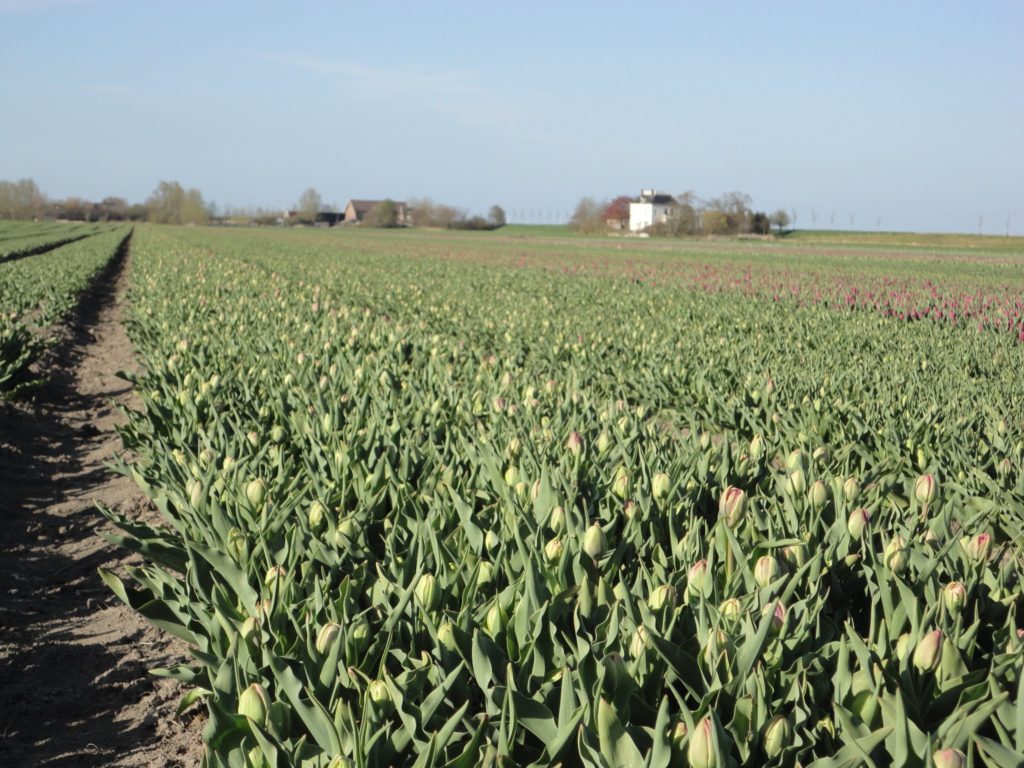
[102,225,1024,767]
[0,223,127,395]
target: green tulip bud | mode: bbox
[629,625,650,659]
[785,449,807,473]
[754,555,782,588]
[583,523,607,560]
[914,474,937,506]
[762,714,792,759]
[506,437,521,459]
[246,478,267,507]
[943,582,967,615]
[847,508,870,539]
[807,480,829,510]
[484,529,500,552]
[270,425,286,443]
[415,574,441,612]
[367,679,392,712]
[913,629,943,673]
[648,584,677,612]
[893,632,912,662]
[335,517,359,548]
[688,715,721,768]
[316,623,341,654]
[308,500,327,529]
[932,748,966,768]
[652,472,671,502]
[719,597,743,624]
[549,505,566,533]
[597,431,612,455]
[781,543,806,569]
[264,565,285,588]
[238,683,269,725]
[436,622,458,653]
[476,561,494,588]
[719,486,747,527]
[484,600,508,638]
[812,446,830,465]
[227,527,246,562]
[843,477,861,503]
[883,536,908,573]
[702,629,733,667]
[786,469,806,496]
[686,559,710,600]
[612,470,630,500]
[749,434,764,459]
[544,537,564,564]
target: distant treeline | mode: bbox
[571,192,792,236]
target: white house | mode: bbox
[629,189,677,232]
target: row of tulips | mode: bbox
[103,226,1024,766]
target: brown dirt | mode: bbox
[0,239,205,766]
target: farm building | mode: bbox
[629,190,677,232]
[343,199,411,225]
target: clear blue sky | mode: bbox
[1,0,1021,233]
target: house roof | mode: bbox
[636,193,677,205]
[347,199,407,215]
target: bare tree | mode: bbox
[297,188,322,222]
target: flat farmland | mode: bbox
[7,223,1024,767]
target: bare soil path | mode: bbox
[0,238,204,766]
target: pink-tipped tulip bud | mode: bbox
[843,477,861,503]
[847,508,870,539]
[932,749,966,768]
[719,486,747,527]
[763,601,787,634]
[583,523,607,560]
[943,582,967,615]
[754,555,782,588]
[762,715,793,759]
[883,536,908,573]
[652,472,671,502]
[914,474,937,506]
[648,584,677,612]
[566,431,583,456]
[913,630,944,673]
[964,532,992,563]
[688,715,721,768]
[686,560,710,600]
[264,565,286,588]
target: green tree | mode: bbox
[770,209,791,232]
[297,188,322,222]
[488,205,507,228]
[367,199,398,228]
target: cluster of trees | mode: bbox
[571,191,792,236]
[146,181,210,225]
[0,179,47,220]
[403,198,506,231]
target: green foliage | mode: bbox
[105,226,1024,766]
